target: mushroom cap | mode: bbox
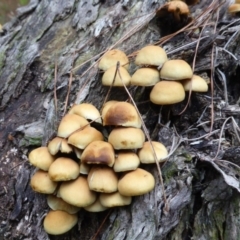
[135,45,168,67]
[98,49,129,71]
[68,127,104,149]
[87,166,118,193]
[30,170,58,194]
[118,168,155,196]
[43,210,78,235]
[130,68,160,86]
[47,195,81,214]
[81,140,115,167]
[84,197,108,212]
[138,141,168,164]
[48,157,80,181]
[68,103,102,124]
[99,192,132,207]
[166,1,190,14]
[73,147,83,159]
[58,176,97,207]
[102,66,131,87]
[108,127,145,150]
[57,114,89,138]
[160,59,193,80]
[103,102,141,128]
[101,100,118,120]
[79,162,90,175]
[182,75,208,92]
[28,146,55,171]
[113,151,140,172]
[228,4,240,12]
[48,137,72,155]
[150,81,185,105]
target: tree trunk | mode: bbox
[1,0,240,239]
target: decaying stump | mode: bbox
[0,0,240,239]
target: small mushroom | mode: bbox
[102,66,131,87]
[58,176,97,207]
[68,127,104,149]
[28,147,55,171]
[48,137,72,155]
[118,168,155,196]
[160,59,193,80]
[138,141,168,164]
[108,127,145,150]
[182,74,208,92]
[135,45,168,67]
[47,195,81,214]
[98,49,129,71]
[130,68,160,86]
[228,4,240,13]
[103,101,141,128]
[43,210,78,235]
[99,191,132,207]
[150,81,185,105]
[81,140,115,167]
[30,170,58,194]
[113,151,140,172]
[57,114,89,138]
[87,166,118,193]
[48,157,80,181]
[84,197,108,212]
[68,103,102,124]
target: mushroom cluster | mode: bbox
[28,102,168,235]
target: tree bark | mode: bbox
[0,0,240,239]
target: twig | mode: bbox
[54,60,58,113]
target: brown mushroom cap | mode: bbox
[182,75,208,92]
[99,192,132,207]
[48,157,80,181]
[150,81,185,105]
[113,151,140,172]
[58,176,97,207]
[30,170,58,194]
[160,59,193,80]
[166,1,190,15]
[87,166,118,193]
[102,66,131,87]
[138,141,168,164]
[108,127,145,150]
[47,195,81,214]
[135,45,168,67]
[48,137,72,155]
[43,210,78,235]
[57,114,89,138]
[130,68,160,86]
[84,197,108,212]
[28,146,55,171]
[81,140,115,167]
[101,100,118,120]
[103,102,141,128]
[68,103,102,124]
[68,127,104,149]
[228,4,240,13]
[118,168,155,196]
[98,49,129,71]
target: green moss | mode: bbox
[0,49,6,72]
[19,136,42,147]
[162,161,179,184]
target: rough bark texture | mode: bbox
[0,0,240,239]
